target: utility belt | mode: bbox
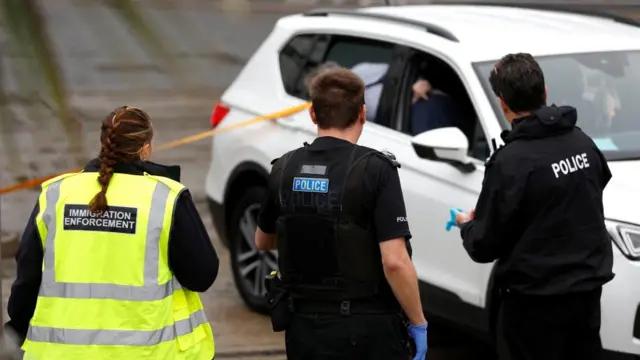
[264,271,397,331]
[291,298,396,315]
[264,271,291,332]
[265,272,416,357]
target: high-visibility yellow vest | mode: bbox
[22,171,215,360]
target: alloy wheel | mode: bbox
[235,203,278,297]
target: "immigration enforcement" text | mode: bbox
[63,204,138,234]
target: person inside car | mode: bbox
[409,76,463,135]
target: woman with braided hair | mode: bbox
[7,106,219,360]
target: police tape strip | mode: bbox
[0,102,311,195]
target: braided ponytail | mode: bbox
[88,106,153,215]
[89,112,121,214]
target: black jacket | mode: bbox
[6,159,219,338]
[460,105,614,295]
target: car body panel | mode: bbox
[603,161,640,224]
[365,5,640,61]
[602,246,640,355]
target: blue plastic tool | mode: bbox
[445,208,464,231]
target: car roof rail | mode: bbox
[435,2,640,28]
[304,8,460,43]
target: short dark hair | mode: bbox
[489,53,546,113]
[309,67,365,129]
[304,61,340,89]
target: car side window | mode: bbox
[323,37,394,68]
[396,52,490,161]
[278,33,395,124]
[322,36,394,124]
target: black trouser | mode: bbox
[497,287,603,360]
[285,312,409,360]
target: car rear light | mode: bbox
[210,102,230,128]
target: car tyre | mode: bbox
[229,186,278,314]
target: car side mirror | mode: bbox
[411,127,475,173]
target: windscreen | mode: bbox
[475,50,640,161]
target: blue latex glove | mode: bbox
[408,322,428,360]
[445,208,463,231]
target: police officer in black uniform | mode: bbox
[255,68,428,360]
[455,53,614,360]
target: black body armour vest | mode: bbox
[274,144,387,302]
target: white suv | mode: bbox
[205,4,640,358]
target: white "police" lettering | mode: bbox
[551,153,589,179]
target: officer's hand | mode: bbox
[455,211,471,226]
[408,322,428,360]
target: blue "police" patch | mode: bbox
[292,177,329,193]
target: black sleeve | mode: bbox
[371,158,412,243]
[7,202,43,339]
[257,162,282,234]
[602,161,612,188]
[257,189,279,234]
[597,147,612,188]
[168,190,219,292]
[460,159,525,263]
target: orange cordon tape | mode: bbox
[0,102,311,195]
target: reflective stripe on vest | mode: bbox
[26,176,207,347]
[28,309,208,346]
